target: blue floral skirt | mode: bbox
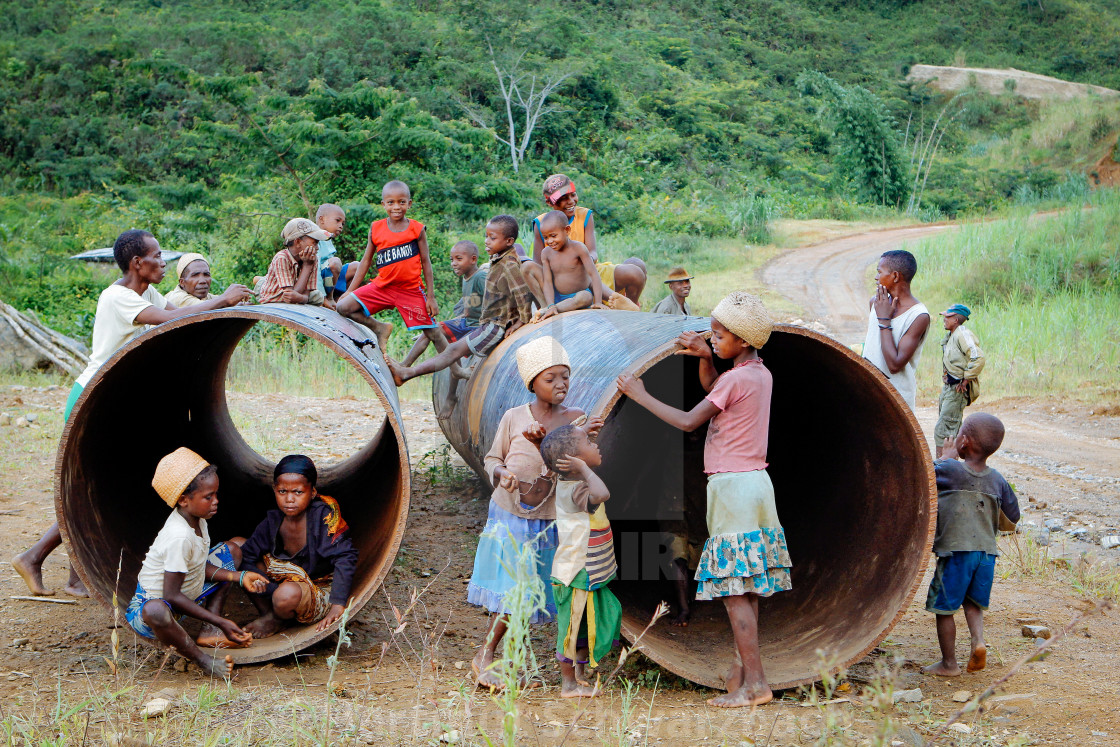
[695,470,793,601]
[467,499,558,624]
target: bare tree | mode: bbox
[461,42,574,173]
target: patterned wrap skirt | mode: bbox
[467,499,559,624]
[263,555,334,624]
[695,470,793,601]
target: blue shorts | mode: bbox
[926,551,995,614]
[440,317,478,342]
[125,543,238,639]
[555,287,591,303]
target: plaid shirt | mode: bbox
[479,248,533,329]
[257,248,302,304]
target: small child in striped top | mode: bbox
[540,424,621,699]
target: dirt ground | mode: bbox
[0,224,1118,745]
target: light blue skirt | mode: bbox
[467,499,558,624]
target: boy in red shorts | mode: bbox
[336,181,451,356]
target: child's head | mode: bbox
[516,336,571,403]
[954,413,1005,462]
[875,250,917,291]
[273,454,319,517]
[449,240,480,276]
[176,253,212,301]
[542,173,578,216]
[538,210,571,251]
[152,447,219,518]
[541,424,602,475]
[381,180,412,221]
[315,204,346,237]
[113,229,165,282]
[710,292,772,358]
[484,215,519,256]
[665,267,693,301]
[940,303,970,332]
[282,217,331,254]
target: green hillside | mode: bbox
[2,0,1119,347]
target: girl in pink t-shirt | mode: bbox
[616,291,791,709]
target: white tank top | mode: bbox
[862,302,929,409]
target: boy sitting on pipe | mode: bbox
[127,448,269,679]
[533,210,608,321]
[923,413,1019,677]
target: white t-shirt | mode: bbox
[136,510,211,600]
[76,284,167,387]
[862,302,929,409]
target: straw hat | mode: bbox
[176,252,208,280]
[711,292,773,349]
[516,335,571,391]
[664,267,693,283]
[152,447,210,507]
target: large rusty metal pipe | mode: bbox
[55,305,410,663]
[434,309,934,689]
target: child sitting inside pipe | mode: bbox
[467,336,603,689]
[533,210,608,321]
[239,455,358,639]
[541,424,621,699]
[923,413,1019,677]
[616,292,792,708]
[126,447,269,679]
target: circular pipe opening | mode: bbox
[435,312,933,689]
[56,306,410,663]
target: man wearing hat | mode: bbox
[652,267,694,316]
[165,253,216,308]
[935,303,986,457]
[256,218,333,305]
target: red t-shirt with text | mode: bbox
[369,219,425,289]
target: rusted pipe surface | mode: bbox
[434,309,934,689]
[56,305,410,663]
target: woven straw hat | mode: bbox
[516,335,571,391]
[176,252,208,280]
[152,447,210,507]
[711,292,773,349]
[664,267,693,283]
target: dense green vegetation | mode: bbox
[2,0,1119,353]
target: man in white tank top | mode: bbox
[861,250,930,409]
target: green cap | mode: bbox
[940,303,971,319]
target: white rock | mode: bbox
[140,697,172,717]
[0,412,10,426]
[439,730,460,744]
[24,412,36,423]
[892,688,923,703]
[951,690,972,702]
[948,723,971,734]
[1101,536,1120,550]
[14,417,27,428]
[1022,624,1051,639]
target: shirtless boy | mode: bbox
[536,210,608,321]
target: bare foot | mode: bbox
[966,644,987,672]
[385,358,407,388]
[63,578,88,598]
[451,362,474,381]
[723,663,744,692]
[436,399,456,421]
[244,613,287,640]
[708,684,773,708]
[574,661,594,688]
[471,649,502,689]
[922,660,963,677]
[196,624,249,649]
[561,680,599,698]
[199,653,235,680]
[671,609,690,627]
[11,553,53,596]
[375,326,392,352]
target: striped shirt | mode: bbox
[552,480,616,589]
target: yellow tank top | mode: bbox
[533,206,592,254]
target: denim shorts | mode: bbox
[125,543,237,639]
[926,551,996,614]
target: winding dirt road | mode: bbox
[759,220,1120,555]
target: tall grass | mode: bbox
[913,191,1120,400]
[986,95,1120,172]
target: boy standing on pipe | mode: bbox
[11,230,251,598]
[617,292,792,708]
[923,413,1019,677]
[861,249,930,409]
[934,304,986,458]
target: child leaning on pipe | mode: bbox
[923,413,1019,677]
[616,291,792,708]
[127,447,269,680]
[239,455,358,639]
[467,335,603,689]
